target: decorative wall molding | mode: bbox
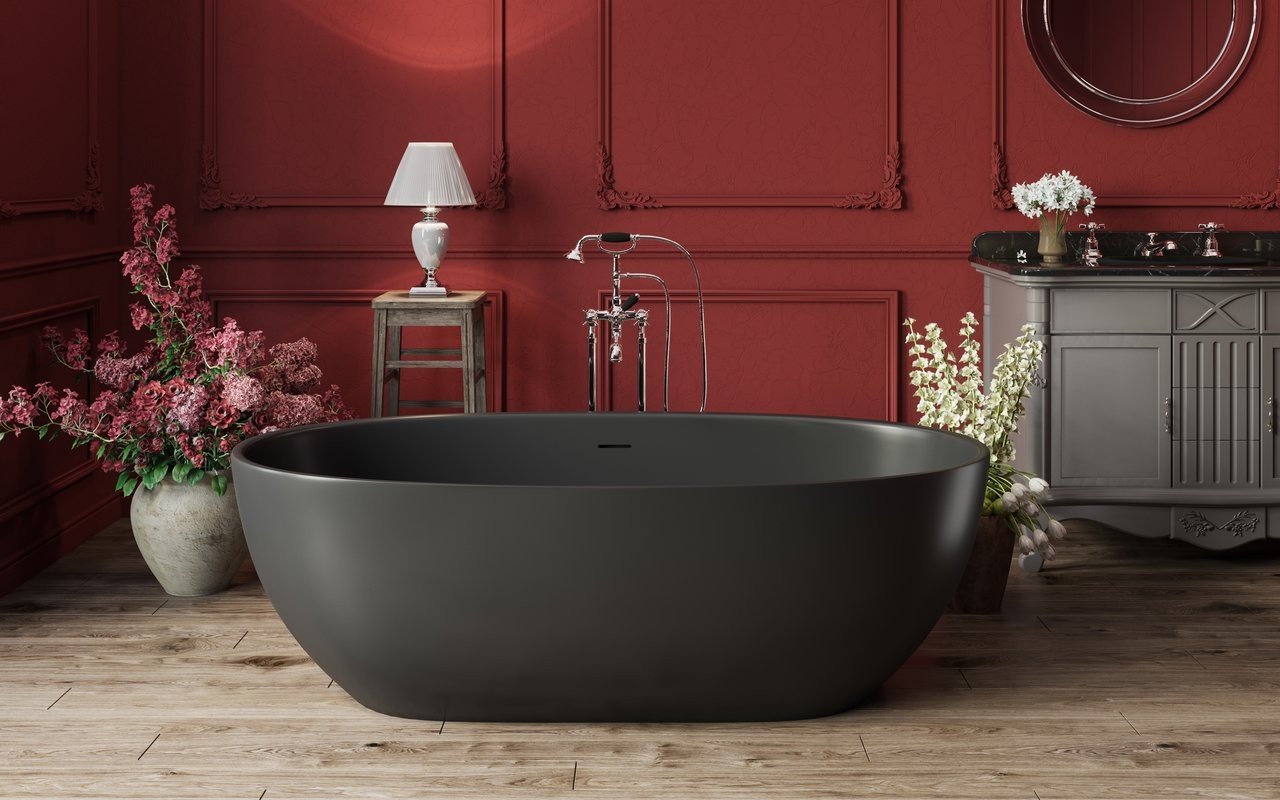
[181,244,969,260]
[0,1,102,219]
[595,0,903,210]
[0,298,100,521]
[1233,170,1280,209]
[206,289,506,411]
[597,290,899,419]
[992,0,1279,209]
[0,247,120,280]
[199,0,508,211]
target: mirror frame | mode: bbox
[1023,0,1260,127]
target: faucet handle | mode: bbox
[1078,221,1105,231]
[1199,222,1226,232]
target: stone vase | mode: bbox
[950,515,1017,614]
[130,477,247,596]
[1037,212,1068,264]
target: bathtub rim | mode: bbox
[230,412,989,492]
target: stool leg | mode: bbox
[472,305,488,413]
[460,312,477,414]
[371,309,387,417]
[387,325,402,417]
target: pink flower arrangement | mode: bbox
[0,184,351,496]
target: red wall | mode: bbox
[0,1,126,594]
[4,0,1280,590]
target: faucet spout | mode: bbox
[1140,232,1179,258]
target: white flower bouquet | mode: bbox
[904,313,1065,563]
[1011,170,1096,219]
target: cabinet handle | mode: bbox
[1269,397,1275,434]
[1164,397,1171,434]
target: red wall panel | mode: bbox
[0,0,122,594]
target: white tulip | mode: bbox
[1018,534,1035,553]
[1032,529,1049,548]
[1002,491,1018,508]
[1047,519,1067,540]
[1044,544,1057,561]
[1011,483,1026,498]
[1028,477,1049,495]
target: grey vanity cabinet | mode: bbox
[1050,335,1171,488]
[975,256,1280,550]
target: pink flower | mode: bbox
[205,400,238,429]
[262,391,324,428]
[130,302,153,331]
[6,387,35,426]
[133,381,167,415]
[221,374,265,412]
[167,383,209,431]
[96,331,125,356]
[50,389,84,422]
[89,390,119,415]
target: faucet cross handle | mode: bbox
[1199,222,1226,257]
[1078,221,1105,230]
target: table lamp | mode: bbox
[384,142,476,296]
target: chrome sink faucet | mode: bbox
[1079,221,1104,266]
[1140,232,1179,258]
[1199,222,1226,257]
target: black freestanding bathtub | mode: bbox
[231,413,988,722]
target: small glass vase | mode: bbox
[1037,212,1068,264]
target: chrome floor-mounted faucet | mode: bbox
[565,232,708,413]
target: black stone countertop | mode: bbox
[971,230,1280,277]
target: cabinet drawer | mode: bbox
[1051,289,1169,333]
[1173,506,1266,549]
[1174,290,1258,333]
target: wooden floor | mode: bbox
[1,520,1279,799]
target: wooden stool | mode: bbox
[370,290,487,417]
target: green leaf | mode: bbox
[115,471,129,492]
[36,425,49,440]
[172,462,191,483]
[211,474,228,496]
[151,463,170,486]
[187,469,205,487]
[121,477,139,497]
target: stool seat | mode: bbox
[371,290,487,416]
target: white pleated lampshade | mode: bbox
[384,142,476,208]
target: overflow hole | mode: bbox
[597,443,632,449]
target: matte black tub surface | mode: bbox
[231,413,988,722]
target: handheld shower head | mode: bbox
[565,235,601,262]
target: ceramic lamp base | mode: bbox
[409,208,451,297]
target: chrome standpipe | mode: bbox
[568,232,708,413]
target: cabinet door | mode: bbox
[1050,336,1171,487]
[1173,336,1259,488]
[1263,336,1280,488]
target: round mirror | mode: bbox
[1024,0,1259,127]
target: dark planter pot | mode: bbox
[950,515,1016,614]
